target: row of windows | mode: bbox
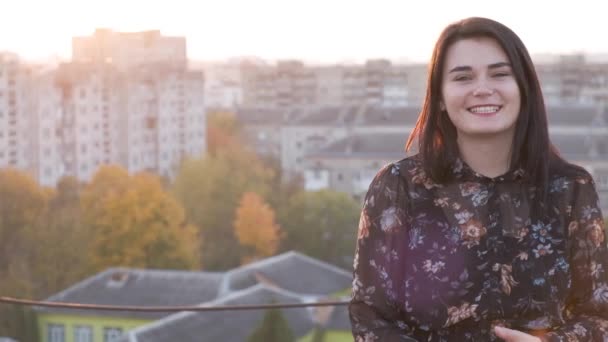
[0,109,18,117]
[0,150,18,158]
[47,323,122,342]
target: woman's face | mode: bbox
[440,37,521,141]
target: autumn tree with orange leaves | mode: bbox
[234,192,281,264]
[82,166,200,271]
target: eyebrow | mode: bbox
[448,62,512,73]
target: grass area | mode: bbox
[331,287,352,297]
[298,330,353,342]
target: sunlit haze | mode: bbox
[3,0,608,63]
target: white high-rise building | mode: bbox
[53,62,116,183]
[2,26,207,187]
[28,69,64,186]
[52,62,206,183]
[0,52,206,187]
[114,67,206,179]
[72,29,187,72]
[203,63,243,110]
[0,53,25,170]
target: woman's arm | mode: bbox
[349,164,417,341]
[543,174,608,341]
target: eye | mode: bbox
[492,71,511,78]
[453,74,472,81]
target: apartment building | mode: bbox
[315,66,344,106]
[209,53,608,111]
[537,54,608,106]
[0,53,28,171]
[203,63,243,110]
[52,62,118,183]
[235,59,426,108]
[28,69,64,186]
[0,28,205,186]
[54,63,206,182]
[72,29,187,72]
[113,67,206,178]
[279,105,419,176]
[0,51,206,186]
[236,103,608,211]
[240,60,316,108]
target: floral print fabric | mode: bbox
[349,155,608,341]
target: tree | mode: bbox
[206,111,243,156]
[279,190,360,268]
[0,304,38,342]
[173,148,274,270]
[0,173,91,342]
[0,169,48,341]
[234,192,281,263]
[26,176,91,297]
[248,308,295,342]
[259,154,304,216]
[82,166,200,271]
[0,169,47,275]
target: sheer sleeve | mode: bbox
[543,173,608,341]
[349,163,417,341]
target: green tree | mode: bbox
[82,166,200,271]
[173,148,274,270]
[259,154,304,215]
[248,308,295,342]
[26,176,91,297]
[279,190,360,268]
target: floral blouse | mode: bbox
[349,154,608,341]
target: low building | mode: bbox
[36,268,224,342]
[35,252,352,342]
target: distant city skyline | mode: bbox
[3,0,608,64]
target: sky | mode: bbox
[2,0,607,64]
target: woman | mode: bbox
[349,17,608,341]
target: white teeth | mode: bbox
[469,105,500,114]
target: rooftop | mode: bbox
[37,268,224,320]
[124,284,317,342]
[305,133,407,160]
[220,251,351,296]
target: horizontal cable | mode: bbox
[0,296,349,312]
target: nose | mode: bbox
[472,83,495,96]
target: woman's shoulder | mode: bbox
[361,157,419,233]
[369,154,422,185]
[397,153,424,173]
[550,159,595,184]
[364,154,427,205]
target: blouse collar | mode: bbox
[451,156,526,183]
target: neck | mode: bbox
[457,133,514,178]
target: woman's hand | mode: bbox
[494,326,542,342]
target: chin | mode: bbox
[461,126,514,137]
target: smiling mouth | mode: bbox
[468,105,502,115]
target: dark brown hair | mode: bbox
[406,17,563,205]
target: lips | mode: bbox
[468,105,501,115]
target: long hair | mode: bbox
[406,17,563,206]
